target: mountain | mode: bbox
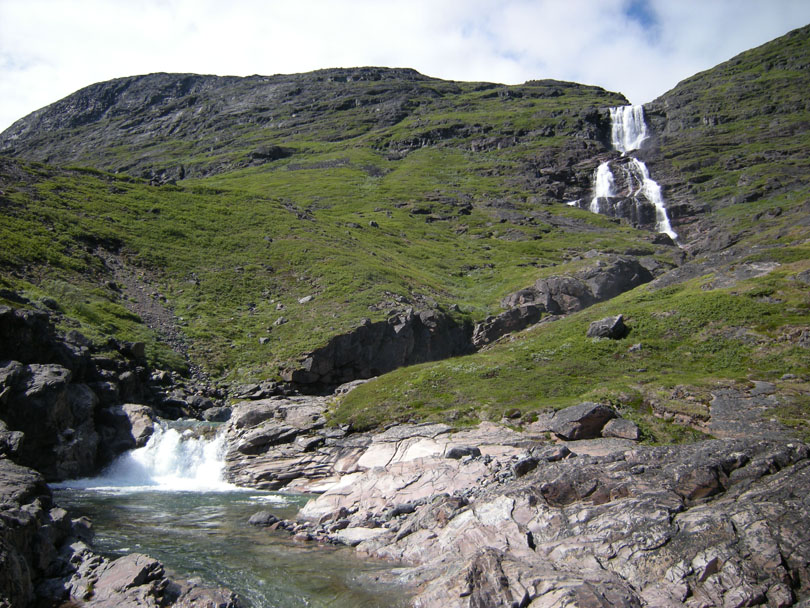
[1,26,808,438]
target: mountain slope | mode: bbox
[1,72,669,383]
[643,23,810,251]
[1,27,809,441]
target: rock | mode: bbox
[550,402,617,440]
[446,446,482,460]
[339,439,810,608]
[502,256,653,315]
[602,417,641,440]
[0,419,24,457]
[248,511,279,526]
[586,314,627,339]
[511,456,538,477]
[472,305,543,348]
[96,403,156,463]
[202,406,232,422]
[282,308,473,388]
[334,527,388,547]
[0,362,103,480]
[273,316,288,326]
[298,295,314,304]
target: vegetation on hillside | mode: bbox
[1,26,809,442]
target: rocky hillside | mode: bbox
[0,25,808,434]
[1,20,810,608]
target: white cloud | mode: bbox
[1,0,809,131]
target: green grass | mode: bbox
[330,263,810,440]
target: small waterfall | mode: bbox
[629,158,678,240]
[589,162,615,213]
[57,422,236,492]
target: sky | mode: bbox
[2,0,810,132]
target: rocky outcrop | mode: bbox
[0,303,225,481]
[223,395,366,490]
[0,361,100,480]
[472,305,545,348]
[295,438,810,608]
[502,256,654,315]
[282,309,473,389]
[0,458,240,607]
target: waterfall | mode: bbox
[56,422,236,492]
[577,104,678,241]
[589,162,615,213]
[629,158,678,240]
[610,105,648,153]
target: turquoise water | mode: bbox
[54,488,410,608]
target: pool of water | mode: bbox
[54,487,411,608]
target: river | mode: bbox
[53,421,410,608]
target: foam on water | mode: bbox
[56,423,239,493]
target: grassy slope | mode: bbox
[0,78,658,381]
[332,27,810,440]
[2,30,809,443]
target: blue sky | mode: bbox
[1,0,810,131]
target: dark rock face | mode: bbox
[502,256,653,315]
[472,305,543,348]
[0,362,100,480]
[283,309,473,388]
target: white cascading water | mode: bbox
[589,162,615,213]
[629,158,678,240]
[581,104,678,241]
[57,423,236,492]
[610,105,648,154]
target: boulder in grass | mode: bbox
[603,418,641,441]
[586,315,627,339]
[550,402,617,440]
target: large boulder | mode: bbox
[0,362,100,480]
[550,402,617,440]
[502,256,654,315]
[586,314,628,339]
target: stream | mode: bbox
[52,422,410,608]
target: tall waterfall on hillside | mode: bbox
[57,422,235,492]
[578,105,678,241]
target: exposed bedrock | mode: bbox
[300,438,810,608]
[215,385,810,608]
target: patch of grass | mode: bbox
[332,269,810,438]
